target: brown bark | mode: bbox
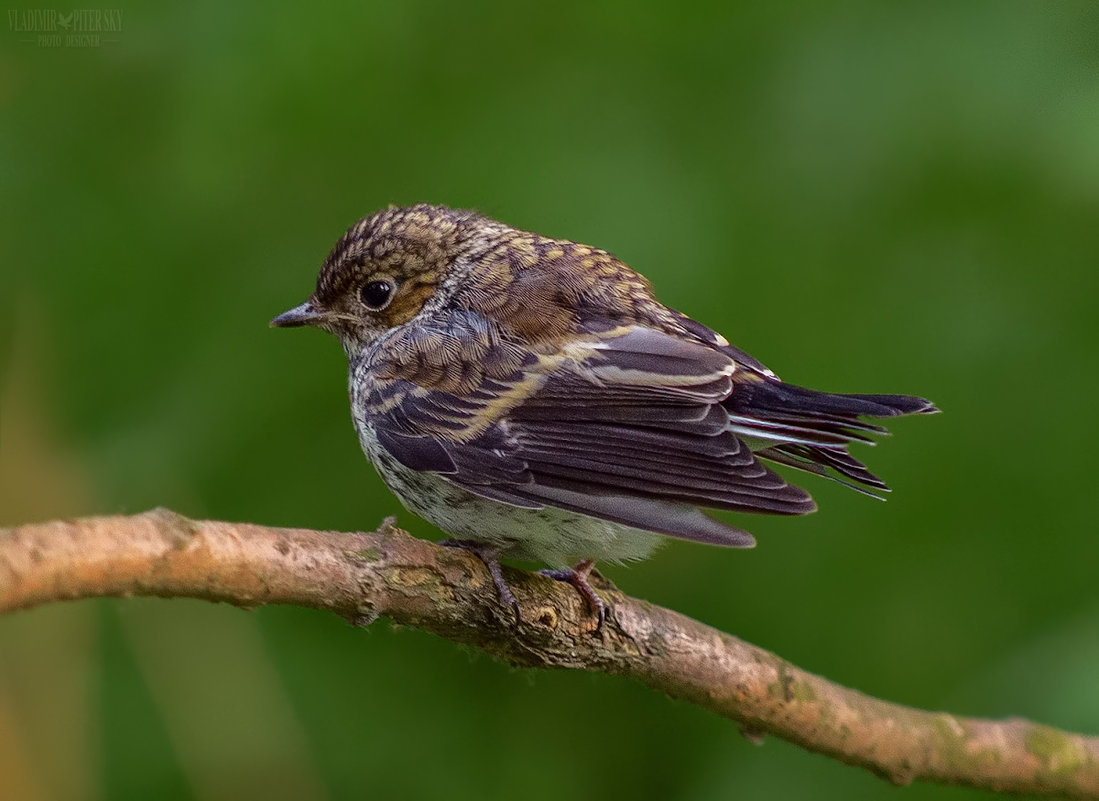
[1,509,1096,798]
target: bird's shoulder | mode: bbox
[443,232,686,341]
[354,308,548,443]
[366,307,532,394]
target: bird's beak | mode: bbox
[270,300,323,328]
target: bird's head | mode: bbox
[270,204,493,357]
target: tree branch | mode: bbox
[1,510,1096,798]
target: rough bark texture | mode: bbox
[2,509,1097,798]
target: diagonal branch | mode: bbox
[1,509,1096,798]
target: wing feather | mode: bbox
[358,312,816,545]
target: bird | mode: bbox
[271,204,936,625]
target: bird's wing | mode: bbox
[359,310,815,547]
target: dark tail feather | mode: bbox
[756,444,888,498]
[736,380,938,418]
[725,378,937,493]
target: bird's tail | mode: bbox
[724,379,937,497]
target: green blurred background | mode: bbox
[2,2,1098,799]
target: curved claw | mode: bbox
[438,539,521,624]
[539,559,608,630]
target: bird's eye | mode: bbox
[360,279,395,310]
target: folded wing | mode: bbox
[359,310,816,549]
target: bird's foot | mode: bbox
[437,539,521,624]
[539,559,607,630]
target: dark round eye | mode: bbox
[360,279,394,310]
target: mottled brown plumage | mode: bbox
[273,204,937,623]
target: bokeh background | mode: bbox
[3,2,1098,799]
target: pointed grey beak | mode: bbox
[270,301,323,328]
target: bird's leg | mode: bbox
[437,539,521,624]
[539,559,607,629]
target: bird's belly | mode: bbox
[356,425,662,567]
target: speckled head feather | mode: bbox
[308,205,482,333]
